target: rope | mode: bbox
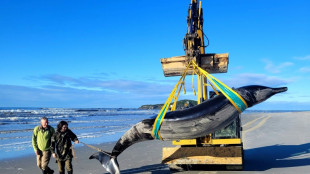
[209,82,220,95]
[80,142,112,156]
[152,59,248,140]
[171,77,185,111]
[152,62,192,140]
[192,68,197,96]
[72,143,76,160]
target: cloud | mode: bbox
[6,73,182,107]
[294,55,310,60]
[299,67,310,73]
[0,73,198,108]
[262,59,294,73]
[0,72,296,108]
[0,84,169,108]
[37,74,175,95]
[41,74,78,85]
[221,73,290,87]
[3,82,304,109]
[231,66,243,70]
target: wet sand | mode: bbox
[0,140,173,174]
[1,111,310,174]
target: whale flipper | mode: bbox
[89,152,120,174]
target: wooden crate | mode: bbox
[162,146,242,165]
[160,53,229,77]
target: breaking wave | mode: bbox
[0,107,158,160]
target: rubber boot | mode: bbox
[59,172,64,174]
[67,171,73,174]
[42,169,48,174]
[46,167,54,174]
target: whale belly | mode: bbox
[159,104,239,140]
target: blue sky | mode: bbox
[0,0,309,110]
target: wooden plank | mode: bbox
[160,53,229,77]
[162,146,242,165]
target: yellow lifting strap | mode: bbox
[191,67,197,96]
[152,60,248,140]
[209,82,220,95]
[152,62,191,140]
[171,75,186,111]
[191,60,248,113]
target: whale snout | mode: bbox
[272,87,288,94]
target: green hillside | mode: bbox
[139,99,197,110]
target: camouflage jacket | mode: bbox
[51,129,78,161]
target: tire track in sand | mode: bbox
[242,115,271,148]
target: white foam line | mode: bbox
[0,140,32,147]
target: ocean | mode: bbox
[0,107,158,160]
[0,107,304,161]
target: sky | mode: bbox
[0,0,309,110]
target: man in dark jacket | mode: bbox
[51,121,79,174]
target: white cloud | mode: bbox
[294,55,310,60]
[231,66,243,70]
[299,67,310,73]
[262,59,294,73]
[36,74,175,95]
[0,72,300,108]
[221,73,290,88]
[0,84,168,108]
[2,82,302,109]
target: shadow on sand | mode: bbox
[104,143,310,173]
[104,164,170,174]
[244,143,310,171]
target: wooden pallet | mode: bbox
[162,146,243,165]
[160,53,229,77]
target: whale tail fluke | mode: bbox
[89,152,120,174]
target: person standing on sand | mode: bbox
[32,117,55,174]
[51,121,79,174]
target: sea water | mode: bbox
[0,107,158,160]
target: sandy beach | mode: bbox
[1,111,310,174]
[0,140,173,174]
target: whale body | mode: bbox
[90,85,287,174]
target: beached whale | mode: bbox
[90,85,287,174]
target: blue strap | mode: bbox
[153,103,169,139]
[213,79,247,112]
